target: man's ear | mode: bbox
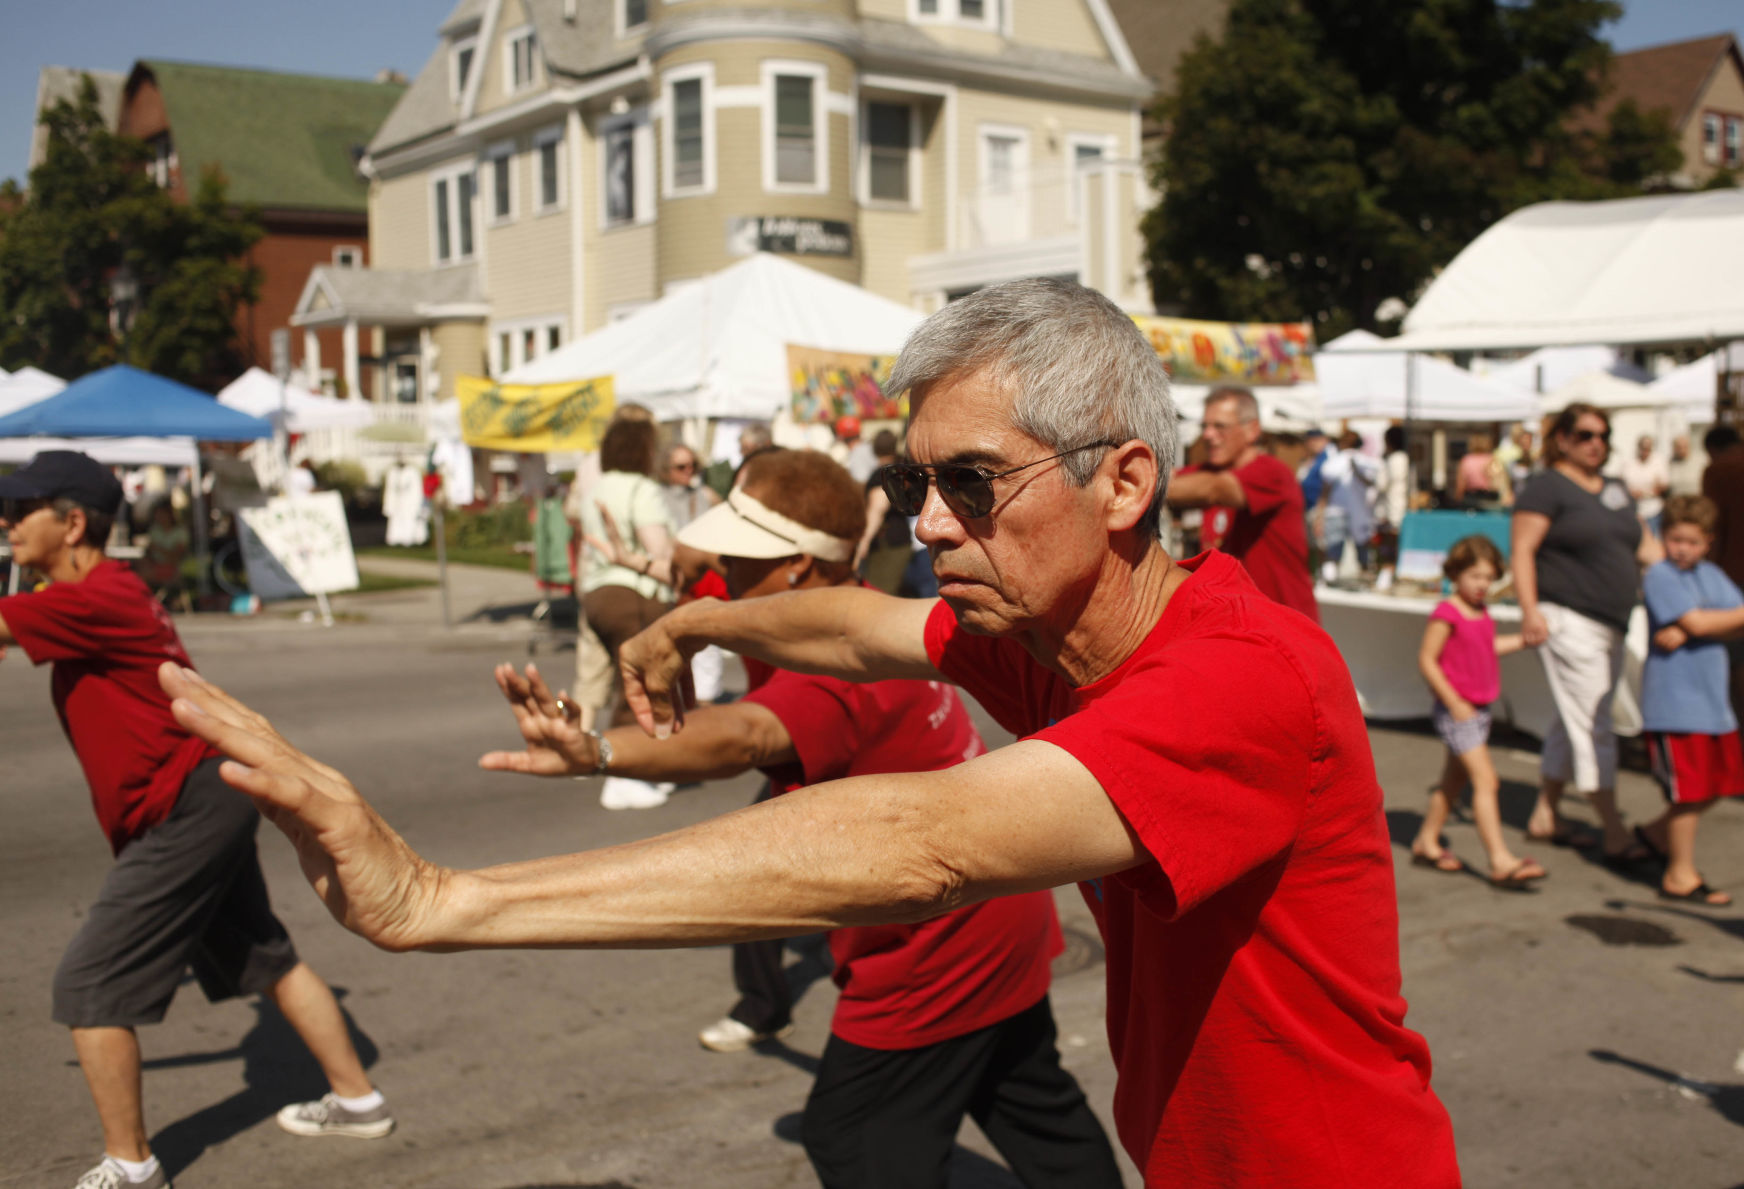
[1104,440,1159,534]
[59,504,91,549]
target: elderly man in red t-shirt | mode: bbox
[0,452,392,1189]
[160,280,1459,1187]
[1168,385,1320,621]
[479,448,1119,1188]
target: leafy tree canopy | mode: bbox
[0,76,262,389]
[1144,0,1684,337]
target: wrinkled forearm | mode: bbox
[664,588,938,683]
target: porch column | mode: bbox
[342,319,361,401]
[302,328,322,390]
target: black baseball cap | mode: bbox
[0,450,124,516]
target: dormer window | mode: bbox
[507,27,538,93]
[450,35,477,102]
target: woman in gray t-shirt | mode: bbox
[1513,403,1663,863]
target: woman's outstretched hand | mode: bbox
[479,662,600,776]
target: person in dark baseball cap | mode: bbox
[1,447,396,1189]
[0,449,124,518]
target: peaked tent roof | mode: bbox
[1381,191,1744,353]
[505,254,926,420]
[135,60,405,213]
[0,367,69,415]
[0,365,271,441]
[217,368,377,432]
[1317,330,1538,421]
[1477,345,1650,394]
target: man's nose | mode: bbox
[913,481,963,547]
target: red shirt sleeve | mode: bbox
[741,669,861,784]
[3,580,132,663]
[1034,631,1315,919]
[1236,455,1296,517]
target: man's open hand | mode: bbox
[479,662,598,776]
[158,662,448,952]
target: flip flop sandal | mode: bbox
[1411,851,1465,874]
[1489,861,1546,891]
[1603,845,1653,873]
[1659,881,1731,906]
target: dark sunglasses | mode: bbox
[1569,428,1610,445]
[881,442,1117,519]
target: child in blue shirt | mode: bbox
[1637,494,1744,905]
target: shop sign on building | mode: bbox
[726,216,854,258]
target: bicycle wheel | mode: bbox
[211,540,250,596]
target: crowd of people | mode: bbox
[8,275,1742,1189]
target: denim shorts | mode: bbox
[1432,701,1493,756]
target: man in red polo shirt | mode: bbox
[1168,385,1320,621]
[160,281,1458,1186]
[0,452,392,1189]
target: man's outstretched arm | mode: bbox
[160,663,1147,953]
[621,587,941,737]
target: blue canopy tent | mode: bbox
[0,365,273,597]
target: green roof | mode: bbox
[141,60,405,213]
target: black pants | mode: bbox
[801,995,1122,1189]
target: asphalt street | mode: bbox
[4,563,1743,1188]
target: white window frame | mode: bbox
[429,162,478,266]
[491,315,568,375]
[1727,116,1743,167]
[1064,132,1116,223]
[485,140,517,224]
[332,245,363,268]
[449,35,478,102]
[662,62,716,199]
[858,98,919,208]
[977,122,1031,243]
[617,0,649,37]
[910,0,998,30]
[762,60,829,195]
[504,25,539,95]
[532,124,566,214]
[598,108,654,229]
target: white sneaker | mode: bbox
[599,776,674,810]
[275,1092,396,1139]
[73,1158,169,1189]
[697,1016,795,1052]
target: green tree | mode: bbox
[1143,0,1682,336]
[0,76,261,389]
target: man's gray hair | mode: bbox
[1206,386,1258,423]
[888,279,1177,538]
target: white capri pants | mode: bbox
[1537,602,1628,791]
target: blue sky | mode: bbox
[2,0,1740,187]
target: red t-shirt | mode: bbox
[924,551,1459,1187]
[1179,453,1319,622]
[4,560,215,854]
[743,659,1063,1050]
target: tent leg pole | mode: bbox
[191,451,212,601]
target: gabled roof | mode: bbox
[30,67,126,168]
[1582,33,1743,131]
[1100,0,1231,108]
[133,60,406,213]
[293,264,487,326]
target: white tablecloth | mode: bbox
[1316,588,1645,740]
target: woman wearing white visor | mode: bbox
[480,448,1120,1189]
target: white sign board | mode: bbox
[237,492,360,600]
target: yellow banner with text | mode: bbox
[456,374,616,452]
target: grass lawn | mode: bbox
[357,544,529,571]
[352,570,438,594]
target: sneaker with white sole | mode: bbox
[697,1016,795,1052]
[599,776,674,810]
[73,1158,169,1189]
[275,1092,396,1139]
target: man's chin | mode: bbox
[940,592,1017,637]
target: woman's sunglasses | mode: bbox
[1568,428,1610,445]
[880,442,1116,520]
[0,497,51,523]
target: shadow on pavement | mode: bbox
[147,988,380,1179]
[1590,1049,1744,1128]
[771,1112,1027,1186]
[1605,897,1744,943]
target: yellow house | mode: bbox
[292,0,1154,403]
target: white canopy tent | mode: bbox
[1316,329,1538,421]
[1372,191,1744,353]
[506,253,926,421]
[1477,345,1650,394]
[217,367,377,432]
[0,366,69,415]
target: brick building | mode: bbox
[117,61,406,394]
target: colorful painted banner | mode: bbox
[456,374,616,452]
[787,344,905,424]
[1131,316,1317,386]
